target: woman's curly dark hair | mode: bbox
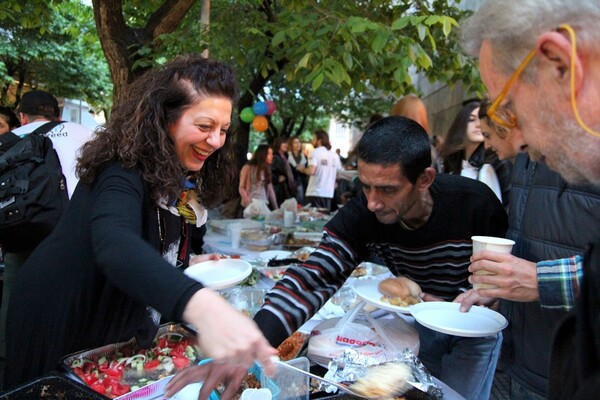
[76,54,239,208]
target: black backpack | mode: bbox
[0,121,69,252]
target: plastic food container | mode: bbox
[241,231,275,251]
[255,265,290,282]
[210,219,263,236]
[221,287,268,318]
[269,357,310,400]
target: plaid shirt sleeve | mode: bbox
[537,255,583,311]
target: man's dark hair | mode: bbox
[314,129,332,150]
[357,116,432,184]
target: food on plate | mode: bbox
[378,277,422,307]
[277,332,308,361]
[350,266,367,277]
[348,362,412,398]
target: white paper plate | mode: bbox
[352,278,416,314]
[410,301,508,337]
[184,259,252,290]
[258,250,292,261]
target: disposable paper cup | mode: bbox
[230,223,242,250]
[284,210,295,228]
[471,236,515,290]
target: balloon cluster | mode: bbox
[240,100,276,132]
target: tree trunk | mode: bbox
[200,0,210,58]
[92,0,196,108]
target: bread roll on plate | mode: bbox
[378,277,422,307]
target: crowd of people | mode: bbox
[0,1,599,399]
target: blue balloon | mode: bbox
[253,101,268,116]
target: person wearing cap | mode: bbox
[0,91,94,366]
[13,90,94,199]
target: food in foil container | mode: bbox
[62,324,202,399]
[348,362,412,399]
[322,349,443,400]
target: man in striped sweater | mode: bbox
[255,116,508,400]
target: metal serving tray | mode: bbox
[61,323,201,400]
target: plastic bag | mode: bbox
[243,199,271,219]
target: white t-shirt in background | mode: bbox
[12,121,95,198]
[305,146,342,198]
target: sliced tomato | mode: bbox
[100,361,123,377]
[171,344,186,357]
[90,382,106,394]
[143,359,160,370]
[110,381,131,397]
[157,336,168,349]
[172,355,191,369]
[82,373,99,385]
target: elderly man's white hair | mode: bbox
[460,0,600,74]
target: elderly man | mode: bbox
[460,1,600,398]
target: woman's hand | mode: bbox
[165,363,248,400]
[190,253,221,265]
[183,289,277,376]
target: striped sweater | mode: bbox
[254,173,508,346]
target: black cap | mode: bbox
[15,90,60,118]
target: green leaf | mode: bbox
[417,24,427,42]
[442,16,457,37]
[424,16,440,26]
[417,53,432,69]
[348,17,368,33]
[312,71,324,91]
[272,31,286,47]
[391,16,410,31]
[343,52,353,69]
[371,31,388,53]
[297,52,311,70]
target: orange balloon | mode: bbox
[252,115,269,132]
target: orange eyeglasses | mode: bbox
[486,23,600,138]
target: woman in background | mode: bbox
[390,95,443,172]
[239,144,278,209]
[478,98,518,162]
[0,106,20,134]
[440,101,511,206]
[271,137,295,206]
[287,136,308,204]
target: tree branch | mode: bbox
[146,0,197,38]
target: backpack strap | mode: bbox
[30,121,64,136]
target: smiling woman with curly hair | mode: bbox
[5,54,277,391]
